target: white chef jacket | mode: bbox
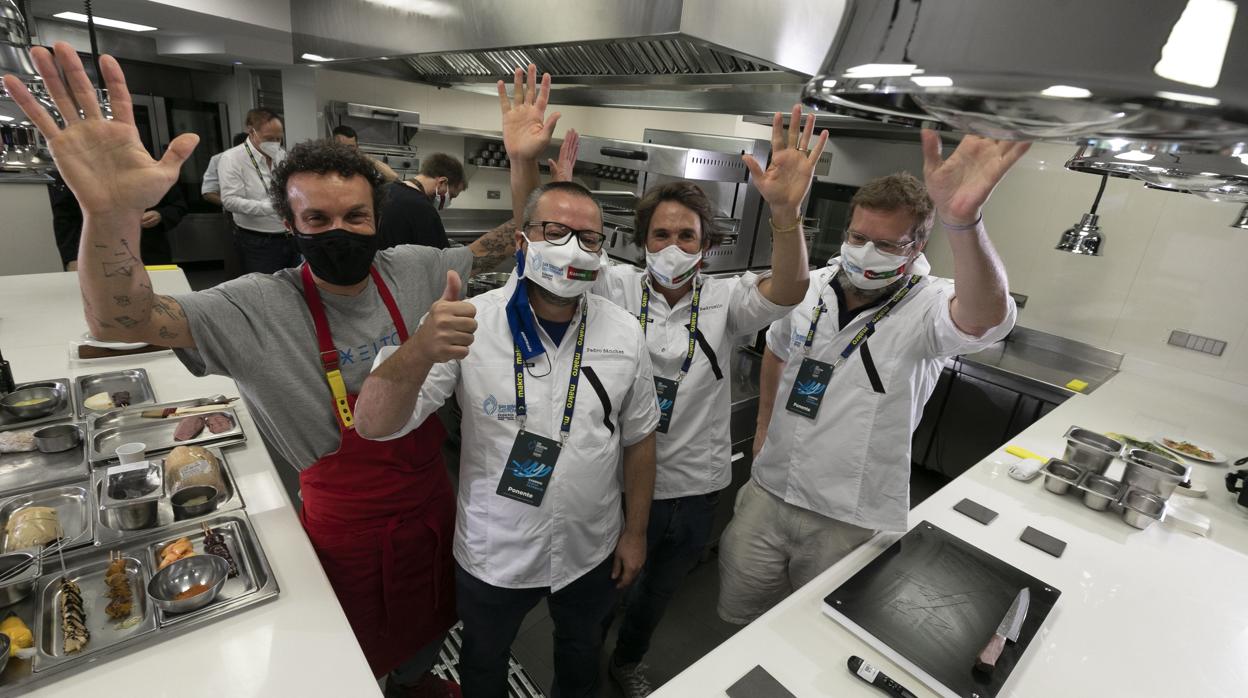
[217,141,285,232]
[752,262,1016,532]
[594,264,792,499]
[371,274,660,591]
[201,152,223,196]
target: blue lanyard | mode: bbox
[639,277,701,383]
[514,301,588,445]
[803,274,922,365]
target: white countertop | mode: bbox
[655,356,1248,698]
[1,271,379,697]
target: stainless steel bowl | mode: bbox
[1063,427,1123,475]
[1042,459,1083,495]
[147,554,229,613]
[32,423,81,453]
[1081,474,1121,511]
[171,485,220,521]
[1121,489,1166,530]
[0,386,62,420]
[0,551,41,607]
[1123,448,1189,500]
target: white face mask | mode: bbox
[645,244,702,289]
[521,234,603,298]
[838,241,931,290]
[258,141,284,161]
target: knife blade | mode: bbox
[974,587,1030,673]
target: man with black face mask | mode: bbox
[3,43,522,697]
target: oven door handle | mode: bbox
[599,147,648,161]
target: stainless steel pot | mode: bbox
[1081,474,1121,511]
[1123,448,1189,500]
[1121,489,1166,530]
[1042,459,1083,495]
[1063,427,1123,475]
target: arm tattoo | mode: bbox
[158,326,179,341]
[113,316,140,328]
[113,295,131,307]
[471,222,517,274]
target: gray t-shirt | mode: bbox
[173,245,474,470]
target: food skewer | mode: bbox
[202,522,239,578]
[54,529,90,654]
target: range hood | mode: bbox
[291,0,844,114]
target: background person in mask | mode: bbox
[717,131,1029,625]
[2,43,524,696]
[331,124,401,182]
[219,107,299,274]
[376,153,468,251]
[355,65,660,698]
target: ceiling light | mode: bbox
[1154,90,1222,107]
[1041,85,1092,99]
[1056,174,1109,256]
[1233,204,1248,229]
[1114,151,1155,162]
[1153,0,1236,88]
[301,53,333,62]
[844,63,918,78]
[52,11,155,32]
[911,76,953,87]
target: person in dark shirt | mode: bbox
[376,152,466,250]
[50,170,188,269]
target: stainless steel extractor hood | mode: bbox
[801,0,1248,154]
[290,0,845,115]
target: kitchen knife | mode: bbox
[974,587,1030,673]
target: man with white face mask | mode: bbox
[717,132,1030,625]
[355,66,660,698]
[218,108,299,274]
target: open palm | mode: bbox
[745,105,829,218]
[1,44,197,216]
[498,64,560,162]
[921,130,1030,225]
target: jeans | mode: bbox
[612,491,719,665]
[234,226,301,275]
[456,557,617,698]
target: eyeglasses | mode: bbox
[844,229,919,256]
[525,221,606,253]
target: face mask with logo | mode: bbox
[645,244,702,289]
[293,227,378,285]
[520,233,602,298]
[838,241,931,290]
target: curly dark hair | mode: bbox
[632,181,723,250]
[269,140,386,225]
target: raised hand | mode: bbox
[548,128,579,182]
[1,43,198,217]
[745,105,829,225]
[497,64,560,162]
[413,271,477,363]
[921,130,1031,227]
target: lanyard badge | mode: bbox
[784,275,920,419]
[640,278,701,434]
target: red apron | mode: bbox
[296,264,457,678]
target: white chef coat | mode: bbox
[595,264,792,499]
[371,274,660,591]
[201,152,223,196]
[217,141,285,232]
[752,262,1016,532]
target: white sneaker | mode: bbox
[609,659,654,698]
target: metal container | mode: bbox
[98,462,163,532]
[0,632,8,675]
[88,406,245,465]
[1080,474,1121,512]
[0,379,75,432]
[74,369,156,417]
[1121,489,1166,530]
[1123,448,1189,500]
[32,424,81,453]
[0,483,94,555]
[0,550,40,606]
[170,486,219,521]
[0,421,88,497]
[33,554,157,669]
[1042,459,1084,495]
[147,554,229,614]
[1,386,62,420]
[1063,427,1123,474]
[467,272,511,297]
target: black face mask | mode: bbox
[293,227,379,285]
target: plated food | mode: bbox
[1,613,32,655]
[59,577,88,653]
[203,524,238,578]
[104,552,133,621]
[173,415,205,442]
[0,429,37,454]
[1155,436,1226,464]
[1105,433,1182,463]
[5,506,61,550]
[158,537,196,571]
[83,391,132,412]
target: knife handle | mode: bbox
[974,633,1006,673]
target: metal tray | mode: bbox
[86,396,234,433]
[89,407,245,466]
[0,379,75,432]
[32,555,158,670]
[73,369,156,418]
[144,513,275,627]
[0,421,89,498]
[0,483,95,556]
[93,447,245,546]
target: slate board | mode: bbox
[822,521,1060,698]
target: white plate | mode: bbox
[1153,436,1227,464]
[80,332,149,351]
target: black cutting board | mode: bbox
[823,521,1060,698]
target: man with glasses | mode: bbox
[355,67,659,698]
[718,133,1030,625]
[219,108,296,274]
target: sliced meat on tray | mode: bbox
[204,412,234,434]
[173,415,206,442]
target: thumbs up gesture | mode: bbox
[414,271,478,362]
